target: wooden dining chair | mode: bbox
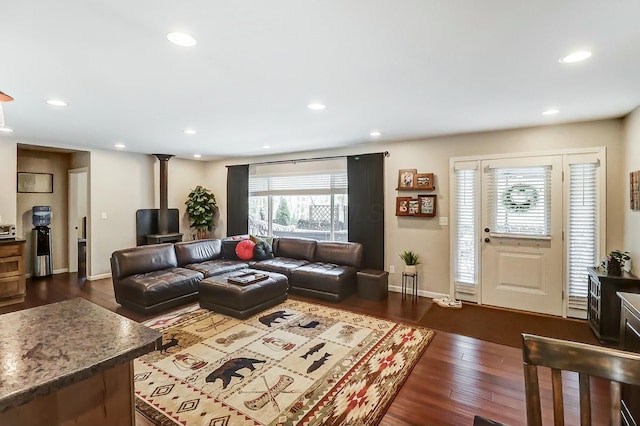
[521,333,640,425]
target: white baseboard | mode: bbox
[88,273,111,281]
[388,285,447,301]
[54,268,69,274]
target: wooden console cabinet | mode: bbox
[587,267,640,344]
[618,292,640,426]
[0,239,26,307]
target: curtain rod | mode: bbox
[226,151,389,168]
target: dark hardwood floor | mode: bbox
[1,274,610,425]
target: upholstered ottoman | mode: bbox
[357,269,389,301]
[199,269,288,319]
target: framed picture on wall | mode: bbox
[397,169,417,189]
[17,172,53,193]
[631,170,640,210]
[414,173,435,190]
[395,197,411,216]
[417,194,437,217]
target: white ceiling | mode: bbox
[1,0,639,160]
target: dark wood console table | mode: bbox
[618,292,640,426]
[587,267,640,344]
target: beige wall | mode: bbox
[208,119,625,296]
[624,107,640,274]
[88,149,155,276]
[17,149,71,275]
[0,141,17,225]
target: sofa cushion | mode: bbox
[183,259,249,278]
[253,240,273,261]
[111,243,177,280]
[290,262,357,294]
[174,239,222,266]
[116,267,203,306]
[253,257,309,277]
[235,239,256,260]
[315,241,363,268]
[273,237,316,262]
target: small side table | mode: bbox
[402,272,418,300]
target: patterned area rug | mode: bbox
[134,299,434,425]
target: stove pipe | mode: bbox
[153,154,174,235]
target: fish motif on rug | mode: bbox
[134,299,434,426]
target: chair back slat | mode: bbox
[551,368,564,426]
[521,333,640,426]
[610,382,621,426]
[578,374,591,426]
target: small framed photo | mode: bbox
[415,173,435,190]
[395,197,412,216]
[417,195,437,217]
[397,169,417,189]
[631,170,640,210]
[408,199,419,215]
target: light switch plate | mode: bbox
[389,265,395,274]
[439,216,448,226]
[101,212,107,220]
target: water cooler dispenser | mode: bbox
[32,206,53,277]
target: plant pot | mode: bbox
[404,265,416,275]
[607,258,622,276]
[195,229,209,240]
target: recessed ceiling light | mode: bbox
[369,131,382,137]
[262,145,271,149]
[114,143,126,149]
[167,32,196,47]
[559,51,592,64]
[542,109,560,115]
[184,129,197,135]
[193,154,202,158]
[46,99,67,107]
[0,127,13,133]
[307,103,326,110]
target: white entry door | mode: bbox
[481,155,563,316]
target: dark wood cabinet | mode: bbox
[618,292,640,426]
[587,267,640,344]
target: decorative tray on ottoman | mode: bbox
[227,272,269,286]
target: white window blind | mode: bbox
[249,172,347,195]
[568,162,598,311]
[488,166,551,236]
[455,168,477,295]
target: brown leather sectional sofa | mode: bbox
[110,237,363,314]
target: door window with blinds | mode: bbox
[453,163,479,299]
[248,159,348,241]
[451,150,604,317]
[567,161,600,316]
[488,166,551,237]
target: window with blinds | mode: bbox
[488,166,551,236]
[567,162,598,312]
[455,168,478,296]
[248,159,348,241]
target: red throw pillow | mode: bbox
[235,239,256,261]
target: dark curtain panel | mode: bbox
[226,165,249,236]
[348,153,384,270]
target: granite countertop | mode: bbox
[618,292,640,317]
[0,298,162,413]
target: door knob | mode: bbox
[484,228,490,233]
[484,238,490,243]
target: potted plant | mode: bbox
[605,249,631,275]
[400,250,420,275]
[185,185,218,239]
